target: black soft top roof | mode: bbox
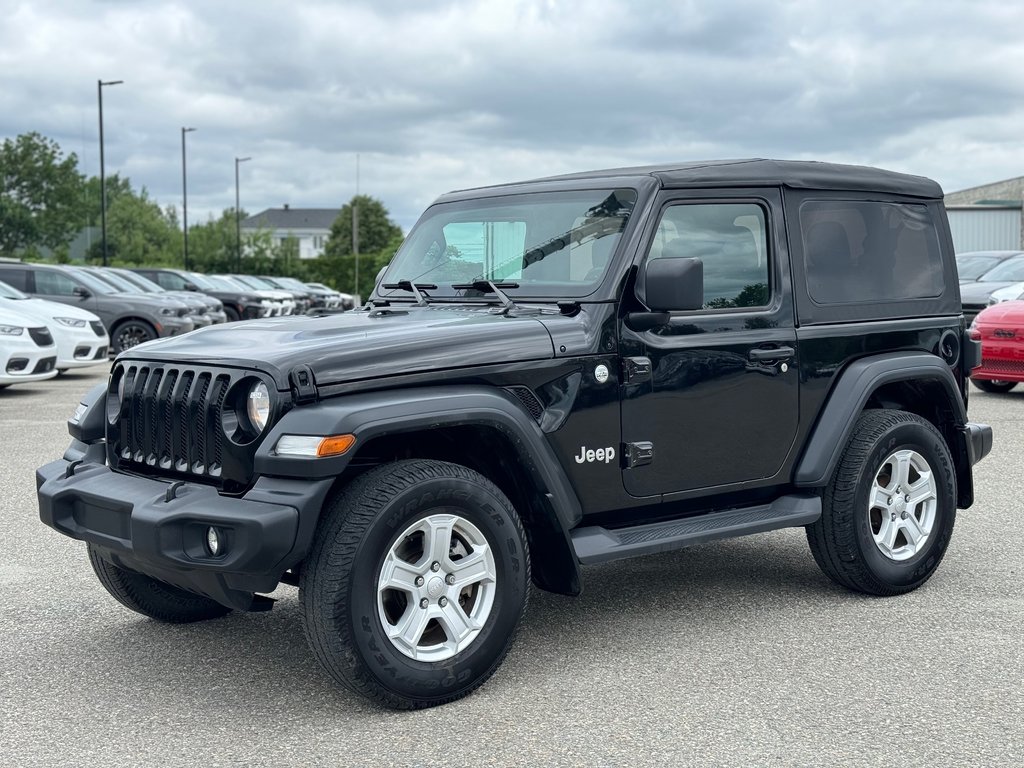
[442,159,943,200]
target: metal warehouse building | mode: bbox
[945,176,1024,253]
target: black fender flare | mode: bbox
[794,351,968,491]
[255,385,584,595]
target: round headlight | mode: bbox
[246,382,270,432]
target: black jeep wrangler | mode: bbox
[37,160,992,709]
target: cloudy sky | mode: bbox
[2,0,1023,231]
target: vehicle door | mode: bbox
[619,189,799,499]
[30,270,105,324]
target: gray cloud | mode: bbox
[2,0,1023,232]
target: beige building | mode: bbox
[944,177,1024,253]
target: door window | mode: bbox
[33,270,80,296]
[648,203,769,309]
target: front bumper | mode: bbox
[37,443,332,610]
[1,338,57,383]
[157,317,194,337]
[54,326,109,369]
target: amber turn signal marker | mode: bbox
[317,434,357,457]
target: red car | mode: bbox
[970,300,1024,393]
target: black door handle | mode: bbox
[748,345,795,362]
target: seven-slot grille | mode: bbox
[114,363,240,484]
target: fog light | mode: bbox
[206,526,222,556]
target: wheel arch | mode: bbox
[257,386,584,596]
[794,351,974,507]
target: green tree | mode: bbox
[80,172,133,227]
[324,195,403,259]
[187,209,246,273]
[0,132,85,256]
[85,187,180,265]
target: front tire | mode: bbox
[87,544,232,623]
[806,409,956,596]
[299,459,530,709]
[111,319,156,354]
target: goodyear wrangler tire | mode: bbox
[806,409,957,596]
[299,459,531,709]
[87,544,232,623]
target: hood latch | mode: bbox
[289,363,318,405]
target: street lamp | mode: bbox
[234,156,251,271]
[181,127,196,271]
[97,79,123,267]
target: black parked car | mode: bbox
[78,267,213,330]
[958,254,1024,321]
[108,267,227,325]
[132,268,267,322]
[0,262,193,353]
[955,250,1023,283]
[37,160,991,710]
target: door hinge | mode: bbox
[622,356,652,384]
[623,441,655,468]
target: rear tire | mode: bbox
[300,459,530,709]
[973,379,1017,393]
[87,544,232,623]
[806,409,956,596]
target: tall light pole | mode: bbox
[97,79,123,267]
[234,156,251,271]
[181,127,196,271]
[353,153,360,297]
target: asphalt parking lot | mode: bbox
[1,368,1021,767]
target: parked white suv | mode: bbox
[0,280,109,371]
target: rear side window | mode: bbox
[801,200,944,304]
[0,268,30,291]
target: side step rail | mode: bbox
[571,494,821,565]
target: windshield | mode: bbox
[92,270,142,292]
[210,275,249,291]
[0,280,28,299]
[66,268,118,294]
[114,270,162,293]
[957,256,1002,280]
[277,277,308,290]
[378,188,638,299]
[236,275,276,290]
[187,272,216,290]
[980,257,1024,282]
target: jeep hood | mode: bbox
[119,305,556,388]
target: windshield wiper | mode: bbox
[450,280,519,313]
[381,281,437,306]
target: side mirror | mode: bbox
[73,286,92,299]
[184,283,198,291]
[644,257,703,311]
